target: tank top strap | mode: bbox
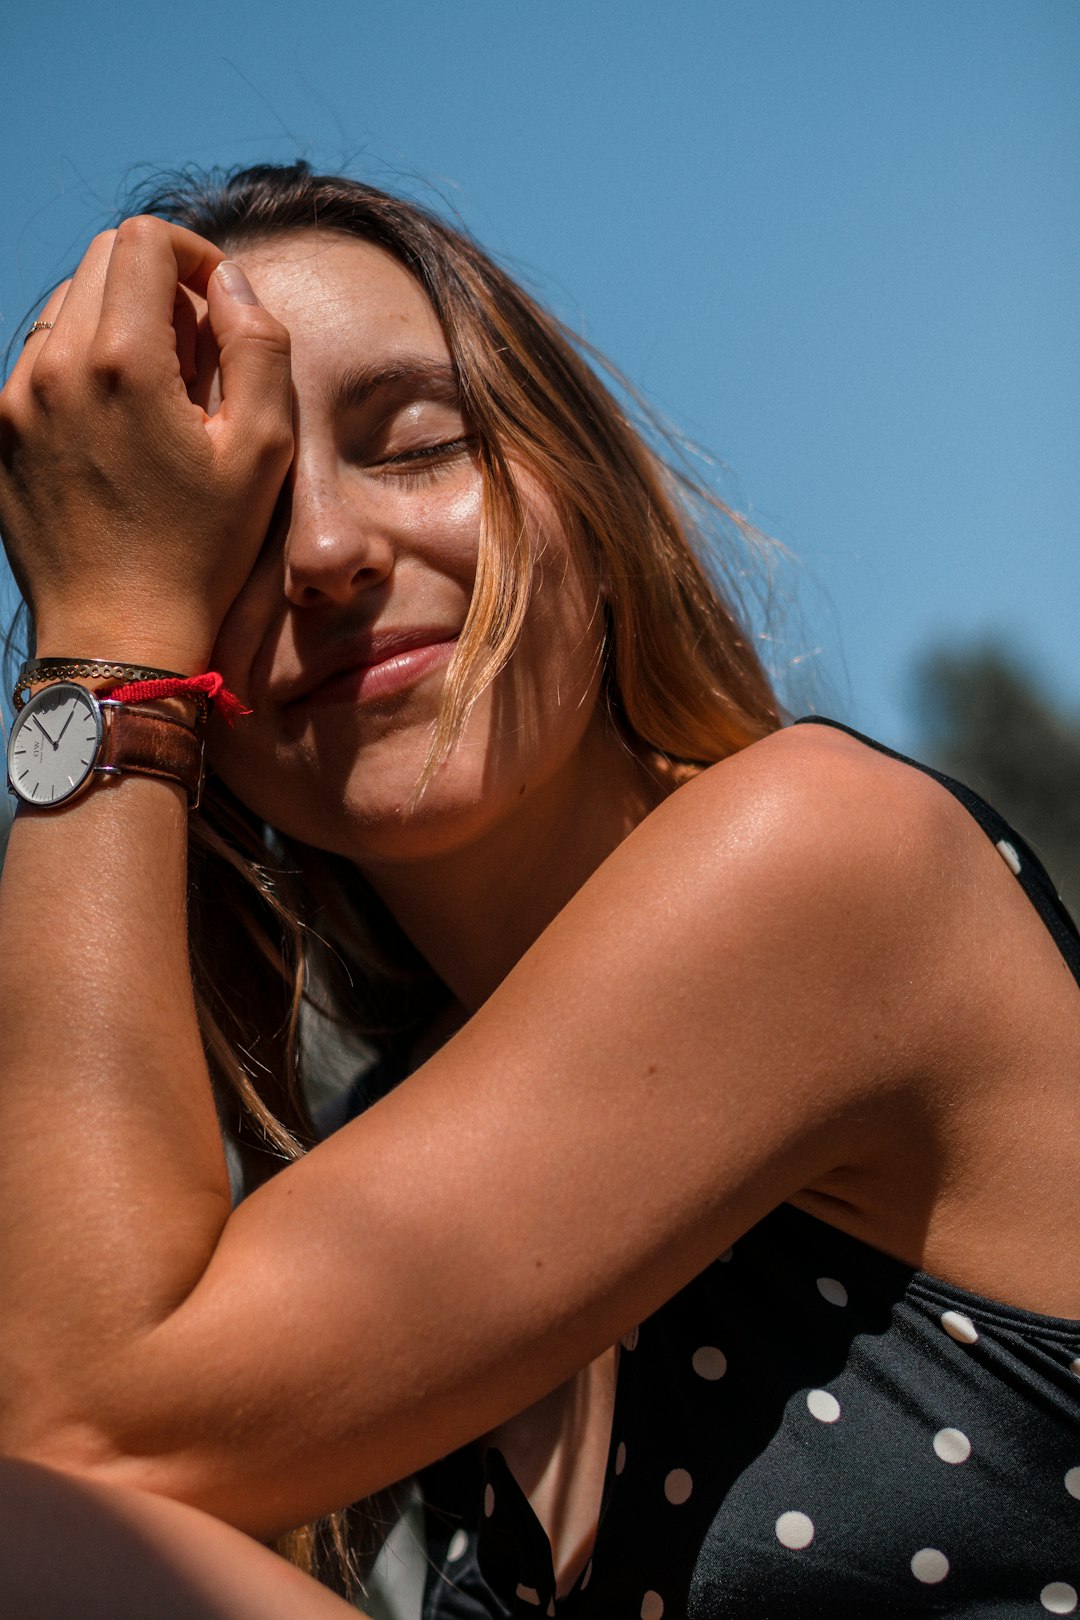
[792,715,1080,989]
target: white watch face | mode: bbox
[7,683,103,807]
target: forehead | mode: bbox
[232,229,449,375]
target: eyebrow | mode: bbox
[326,356,462,414]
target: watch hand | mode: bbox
[55,707,77,745]
[32,716,58,750]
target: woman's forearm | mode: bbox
[0,217,293,1468]
[0,777,232,1459]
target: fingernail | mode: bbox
[215,260,259,304]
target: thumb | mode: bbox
[205,260,293,451]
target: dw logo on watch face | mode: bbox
[7,684,103,807]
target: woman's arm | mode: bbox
[0,1459,359,1620]
[0,706,971,1537]
[0,216,294,1466]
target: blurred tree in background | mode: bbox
[911,642,1080,920]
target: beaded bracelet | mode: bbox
[13,658,188,710]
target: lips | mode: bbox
[282,626,460,708]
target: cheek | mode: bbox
[402,476,483,584]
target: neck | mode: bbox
[357,724,671,1012]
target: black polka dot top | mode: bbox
[413,721,1080,1618]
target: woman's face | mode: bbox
[207,230,612,867]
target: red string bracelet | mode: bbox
[105,671,250,724]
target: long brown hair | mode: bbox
[5,161,784,1593]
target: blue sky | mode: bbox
[3,0,1077,749]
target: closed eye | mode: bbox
[373,436,475,473]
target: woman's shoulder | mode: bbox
[625,717,975,931]
[694,716,957,832]
[548,717,981,1112]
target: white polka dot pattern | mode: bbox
[443,1136,1079,1620]
[437,748,1080,1620]
[775,1510,815,1549]
[940,1309,979,1344]
[816,1276,848,1306]
[996,838,1022,874]
[692,1345,727,1380]
[664,1468,693,1505]
[911,1547,950,1584]
[806,1388,841,1423]
[932,1427,972,1464]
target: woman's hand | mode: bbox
[0,217,293,673]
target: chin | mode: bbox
[209,655,606,869]
[216,730,503,866]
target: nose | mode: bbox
[283,468,395,609]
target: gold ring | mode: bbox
[23,320,55,345]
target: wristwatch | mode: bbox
[6,682,204,809]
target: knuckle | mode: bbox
[114,214,164,249]
[27,349,71,407]
[86,333,141,393]
[242,313,292,358]
[0,393,20,450]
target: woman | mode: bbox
[0,164,1076,1619]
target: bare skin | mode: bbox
[0,219,1077,1613]
[0,1459,359,1619]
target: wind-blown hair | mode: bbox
[3,160,784,1592]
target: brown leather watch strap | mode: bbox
[100,704,204,805]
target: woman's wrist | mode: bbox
[33,598,218,667]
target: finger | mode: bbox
[173,286,201,389]
[9,230,118,399]
[45,229,116,334]
[4,280,69,403]
[97,217,224,346]
[204,261,293,452]
[189,309,222,415]
[18,282,71,346]
[5,280,72,391]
